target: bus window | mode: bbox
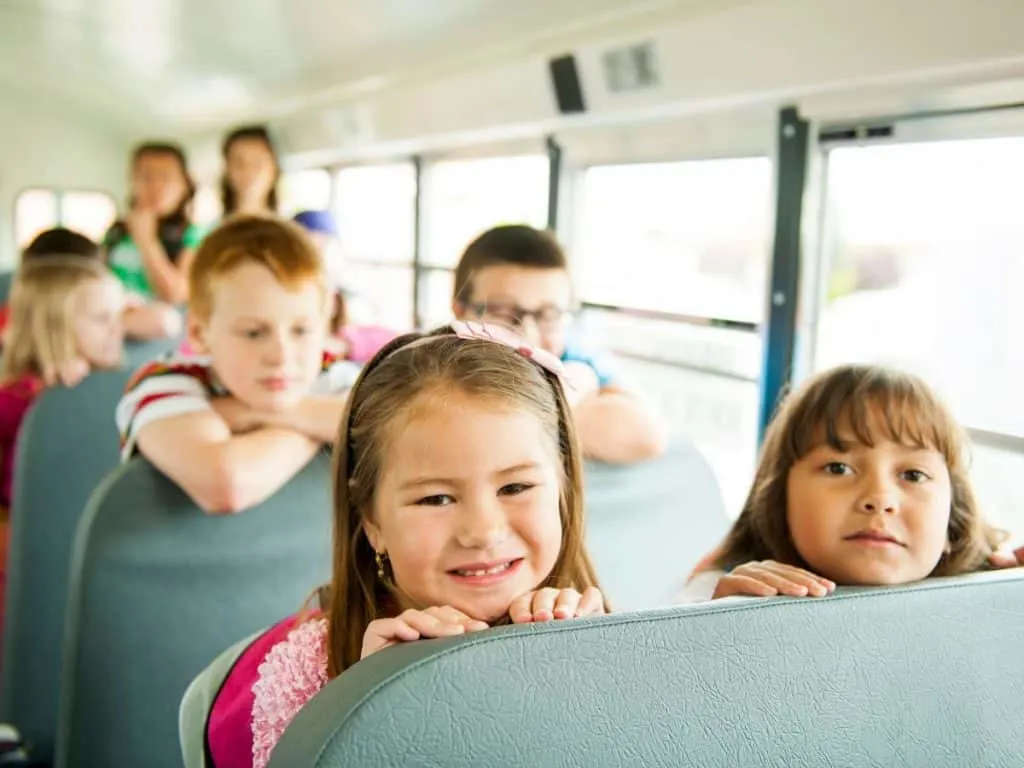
[15,189,59,248]
[575,157,773,516]
[576,158,772,323]
[815,137,1024,533]
[280,169,332,217]
[418,268,456,329]
[333,164,417,329]
[61,191,117,242]
[421,155,549,268]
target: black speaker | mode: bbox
[549,54,586,114]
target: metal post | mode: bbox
[758,106,810,442]
[546,136,562,231]
[411,155,423,330]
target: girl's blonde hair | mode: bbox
[325,326,602,678]
[1,258,119,383]
[716,364,1006,577]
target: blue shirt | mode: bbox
[561,340,620,390]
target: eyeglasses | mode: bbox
[465,301,571,332]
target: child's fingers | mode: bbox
[714,574,779,599]
[424,605,488,632]
[509,594,534,624]
[552,589,581,619]
[759,563,834,596]
[745,565,816,597]
[372,618,421,644]
[576,587,605,617]
[988,551,1018,569]
[530,588,562,622]
[398,609,466,639]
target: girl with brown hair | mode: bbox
[682,365,1015,602]
[203,322,606,768]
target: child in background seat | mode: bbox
[116,216,358,515]
[680,365,1018,602]
[0,258,125,636]
[452,224,666,464]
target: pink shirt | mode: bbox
[207,615,328,768]
[0,375,44,508]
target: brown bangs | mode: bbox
[783,366,967,469]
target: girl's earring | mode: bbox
[375,550,388,580]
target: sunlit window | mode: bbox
[418,269,456,329]
[15,189,60,248]
[332,164,418,330]
[15,188,117,250]
[575,158,772,323]
[573,158,772,516]
[815,137,1024,534]
[279,169,332,217]
[421,155,549,268]
[333,164,416,264]
[816,138,1024,438]
[61,191,117,242]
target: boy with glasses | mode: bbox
[452,224,666,464]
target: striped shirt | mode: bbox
[115,352,359,462]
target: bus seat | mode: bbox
[0,370,130,764]
[0,272,12,306]
[56,453,333,768]
[584,436,728,610]
[268,570,1024,768]
[179,630,261,768]
[124,335,183,368]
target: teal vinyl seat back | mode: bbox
[584,437,728,610]
[56,453,334,768]
[123,334,184,368]
[268,571,1024,768]
[0,370,130,763]
[0,271,13,305]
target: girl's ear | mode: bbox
[362,517,383,554]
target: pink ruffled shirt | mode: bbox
[208,616,329,768]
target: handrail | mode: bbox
[580,301,759,333]
[610,348,758,384]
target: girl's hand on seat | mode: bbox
[43,357,90,388]
[361,606,488,659]
[712,560,836,599]
[988,545,1024,569]
[509,587,605,623]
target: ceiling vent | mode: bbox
[601,40,661,94]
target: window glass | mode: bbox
[334,164,416,264]
[422,155,549,268]
[816,137,1024,536]
[817,138,1024,438]
[15,189,59,248]
[343,263,415,331]
[279,169,332,217]
[418,269,456,330]
[60,191,117,242]
[578,306,759,517]
[575,158,772,323]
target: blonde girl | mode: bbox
[0,258,124,633]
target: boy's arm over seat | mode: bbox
[135,414,321,515]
